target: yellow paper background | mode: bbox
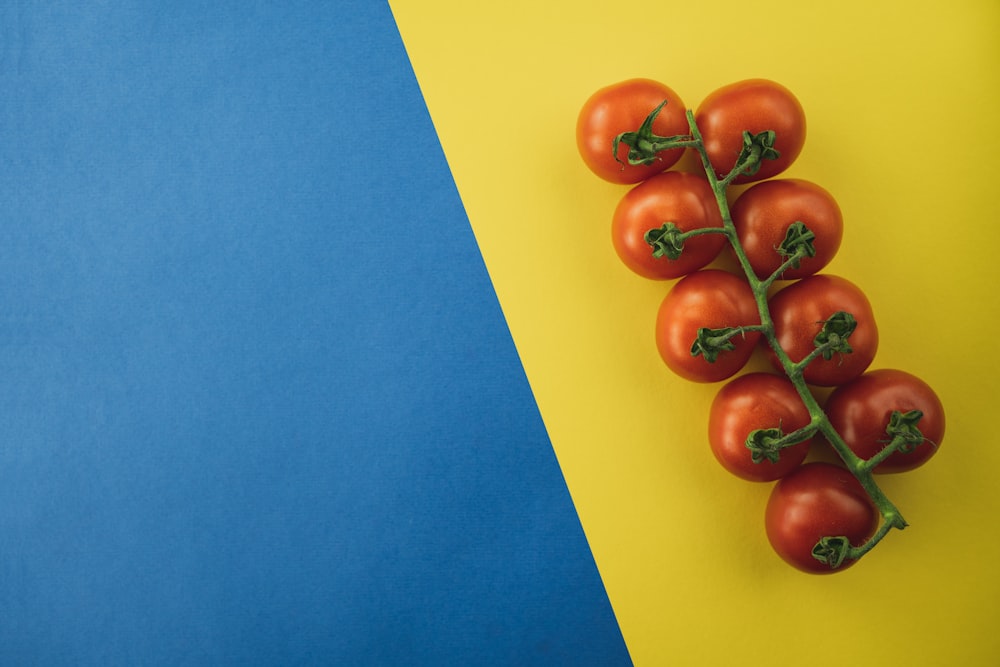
[389,1,1000,664]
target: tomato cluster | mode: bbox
[577,78,945,573]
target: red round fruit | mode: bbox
[611,171,726,280]
[766,275,878,387]
[825,369,945,473]
[708,372,815,481]
[695,79,806,184]
[730,179,843,280]
[655,269,761,383]
[765,462,879,574]
[577,78,688,184]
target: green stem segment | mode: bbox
[692,325,766,362]
[645,223,730,261]
[678,108,907,569]
[746,421,820,464]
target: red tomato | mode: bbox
[730,179,843,280]
[765,462,879,573]
[766,275,878,387]
[611,171,726,279]
[695,79,806,184]
[708,372,815,481]
[576,78,689,184]
[825,369,945,473]
[655,269,761,383]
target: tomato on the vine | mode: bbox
[576,78,689,184]
[766,274,878,387]
[825,369,945,474]
[655,269,761,383]
[708,372,815,481]
[730,179,843,280]
[765,462,879,574]
[611,171,725,279]
[695,79,806,184]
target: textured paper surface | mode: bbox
[390,0,1000,664]
[0,3,629,664]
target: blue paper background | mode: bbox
[0,2,630,665]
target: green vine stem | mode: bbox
[682,108,908,568]
[620,104,909,569]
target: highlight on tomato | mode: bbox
[765,462,879,574]
[694,79,806,184]
[766,274,878,387]
[611,171,726,280]
[654,269,761,383]
[730,178,843,280]
[576,78,689,184]
[825,369,945,474]
[708,372,815,481]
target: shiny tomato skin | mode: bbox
[766,275,878,387]
[655,269,761,383]
[577,79,689,184]
[695,79,806,184]
[825,369,945,473]
[611,171,726,279]
[730,179,843,280]
[765,462,878,574]
[708,372,814,481]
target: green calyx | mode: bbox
[612,100,694,167]
[644,222,685,260]
[746,427,785,464]
[777,221,817,269]
[729,130,780,180]
[812,536,852,569]
[860,410,929,472]
[813,311,857,360]
[885,409,926,454]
